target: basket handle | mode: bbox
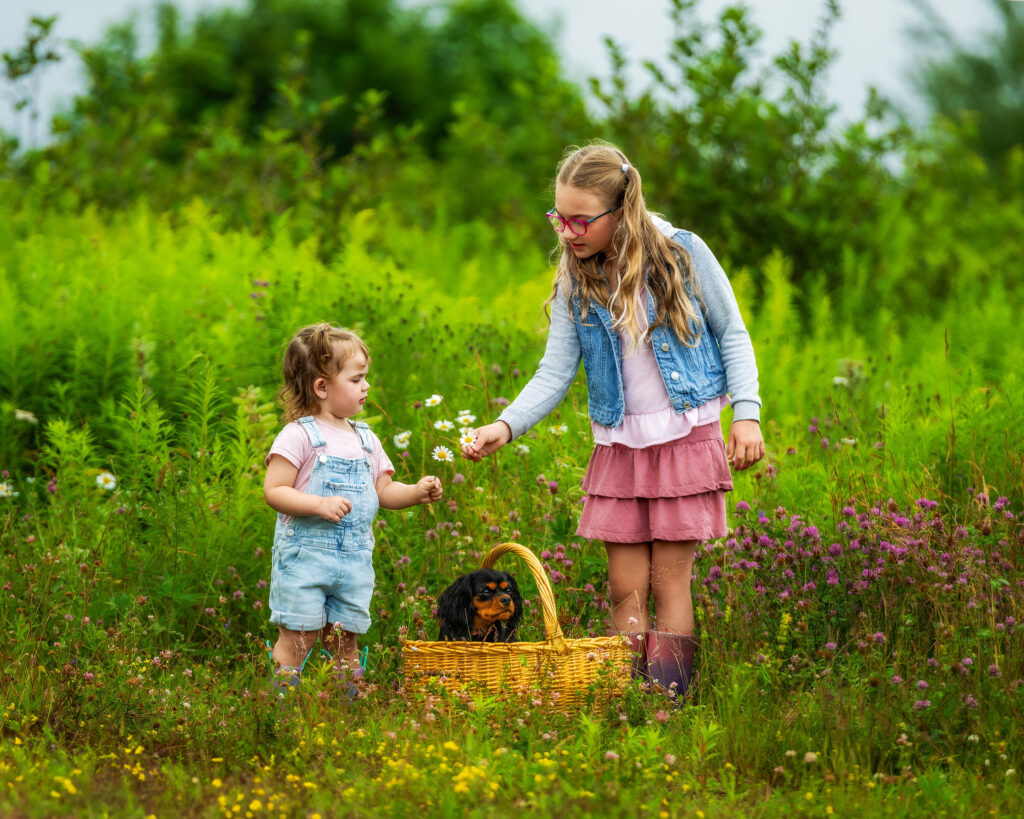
[481,542,569,654]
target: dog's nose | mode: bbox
[499,595,511,606]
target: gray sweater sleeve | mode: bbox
[689,234,762,422]
[497,282,582,440]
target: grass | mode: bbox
[0,198,1022,816]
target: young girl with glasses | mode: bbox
[264,323,443,692]
[462,142,764,702]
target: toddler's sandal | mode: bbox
[272,665,301,694]
[334,665,365,701]
[333,650,368,701]
[266,640,327,694]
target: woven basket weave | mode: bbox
[401,542,630,708]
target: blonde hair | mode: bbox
[279,323,369,423]
[548,141,703,349]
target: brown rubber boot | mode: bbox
[612,631,649,682]
[646,630,696,703]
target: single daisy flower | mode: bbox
[14,409,38,424]
[424,394,443,407]
[96,472,117,491]
[433,419,454,431]
[393,431,412,448]
[548,424,568,435]
[0,482,15,498]
[456,413,476,425]
[459,431,476,447]
[514,444,530,455]
[431,446,454,463]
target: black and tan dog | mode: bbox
[435,568,523,642]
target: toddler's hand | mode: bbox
[461,421,511,461]
[417,475,443,504]
[317,495,352,522]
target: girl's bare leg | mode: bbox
[604,541,653,633]
[650,540,698,634]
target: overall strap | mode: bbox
[351,421,375,456]
[297,416,327,450]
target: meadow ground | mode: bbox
[0,205,1021,817]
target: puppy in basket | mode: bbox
[436,568,523,642]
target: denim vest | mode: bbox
[569,230,728,428]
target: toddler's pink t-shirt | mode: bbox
[266,418,394,495]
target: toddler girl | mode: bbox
[264,323,442,688]
[463,142,764,702]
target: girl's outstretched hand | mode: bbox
[417,475,443,503]
[461,421,512,461]
[727,420,765,471]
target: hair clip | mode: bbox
[621,163,629,173]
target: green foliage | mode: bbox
[591,0,904,281]
[1,2,1023,813]
[0,13,61,150]
[908,0,1024,170]
[4,0,587,245]
[4,0,1018,336]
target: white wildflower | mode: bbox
[431,446,454,463]
[96,472,117,491]
[433,419,454,431]
[424,394,443,407]
[393,430,412,449]
[14,409,38,424]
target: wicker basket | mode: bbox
[401,542,630,708]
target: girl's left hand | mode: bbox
[727,420,765,471]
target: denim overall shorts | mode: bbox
[268,417,378,634]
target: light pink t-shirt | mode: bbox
[266,419,394,493]
[592,294,728,448]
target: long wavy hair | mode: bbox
[547,141,703,349]
[279,323,369,423]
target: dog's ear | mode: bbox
[436,574,474,637]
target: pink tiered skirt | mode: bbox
[576,420,732,543]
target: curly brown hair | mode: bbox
[279,323,369,423]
